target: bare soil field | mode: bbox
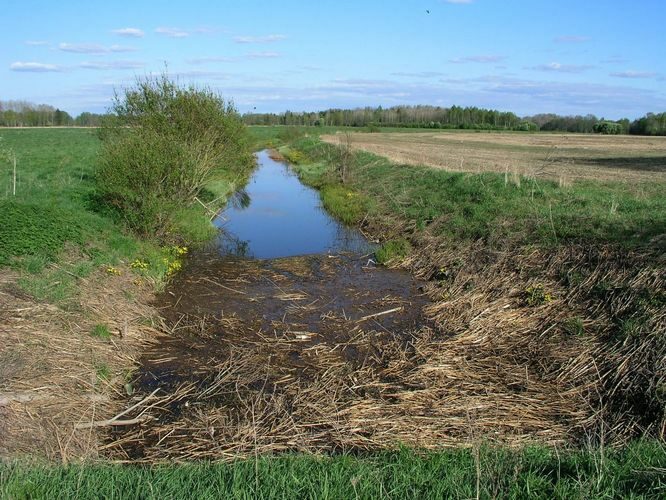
[322,131,666,183]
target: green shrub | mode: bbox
[97,73,253,240]
[375,238,412,264]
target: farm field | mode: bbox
[322,130,666,183]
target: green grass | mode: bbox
[0,129,237,295]
[2,442,664,499]
[91,323,112,340]
[290,136,666,248]
[375,238,412,264]
[319,185,370,225]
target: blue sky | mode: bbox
[2,0,665,119]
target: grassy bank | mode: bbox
[3,442,665,498]
[0,127,246,461]
[274,130,665,446]
[284,134,665,248]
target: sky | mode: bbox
[1,0,665,119]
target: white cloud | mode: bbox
[529,62,594,73]
[155,27,190,38]
[58,43,136,54]
[112,28,145,38]
[10,61,63,72]
[391,71,445,78]
[610,71,657,79]
[234,34,287,44]
[109,45,137,53]
[79,60,144,70]
[246,51,281,59]
[24,40,50,46]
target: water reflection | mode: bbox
[214,150,373,259]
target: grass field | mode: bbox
[289,134,666,248]
[3,442,665,498]
[322,130,666,183]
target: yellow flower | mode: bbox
[106,266,121,276]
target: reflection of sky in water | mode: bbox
[215,150,373,259]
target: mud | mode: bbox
[139,250,428,391]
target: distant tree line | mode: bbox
[244,105,666,136]
[2,99,665,135]
[243,105,533,131]
[0,100,106,127]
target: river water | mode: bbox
[215,150,372,259]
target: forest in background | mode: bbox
[243,105,666,135]
[2,99,665,135]
[0,100,105,127]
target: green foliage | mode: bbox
[97,73,253,239]
[594,121,623,134]
[525,284,554,306]
[320,185,368,225]
[276,126,306,143]
[0,201,83,265]
[3,441,665,498]
[91,324,112,340]
[281,147,306,164]
[563,317,585,336]
[375,238,412,264]
[630,112,666,136]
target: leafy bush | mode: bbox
[97,73,253,239]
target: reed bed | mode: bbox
[103,238,664,462]
[0,266,161,461]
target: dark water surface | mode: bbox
[215,150,372,259]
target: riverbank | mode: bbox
[280,132,665,445]
[0,128,243,460]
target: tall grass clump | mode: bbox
[96,73,253,240]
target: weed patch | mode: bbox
[320,185,368,225]
[375,238,412,264]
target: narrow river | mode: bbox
[109,150,429,460]
[215,150,372,258]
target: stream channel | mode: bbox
[110,150,429,460]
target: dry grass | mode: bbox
[322,131,666,183]
[100,239,665,463]
[0,265,160,462]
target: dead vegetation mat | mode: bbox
[0,266,161,462]
[103,232,665,462]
